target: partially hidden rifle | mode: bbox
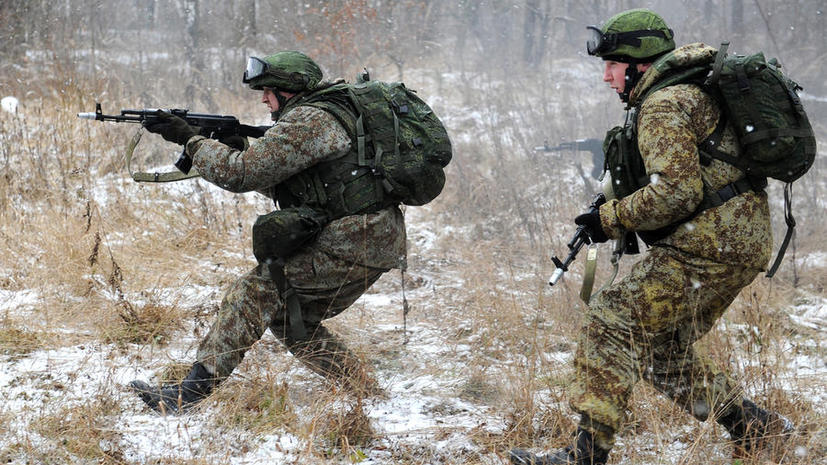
[550,193,640,304]
[535,138,604,180]
[78,103,270,182]
[549,193,606,287]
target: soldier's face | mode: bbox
[603,61,652,97]
[262,88,280,112]
[603,60,629,96]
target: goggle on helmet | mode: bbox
[586,25,674,59]
[242,52,322,92]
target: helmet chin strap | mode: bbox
[620,60,644,103]
[270,90,290,121]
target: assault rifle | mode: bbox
[78,103,270,174]
[549,193,606,286]
[535,138,604,179]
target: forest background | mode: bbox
[0,1,825,464]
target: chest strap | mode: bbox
[700,176,767,211]
[638,176,766,245]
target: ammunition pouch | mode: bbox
[252,206,329,263]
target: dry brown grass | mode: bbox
[29,392,125,464]
[0,59,824,465]
[209,376,297,434]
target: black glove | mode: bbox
[143,111,198,146]
[575,208,609,243]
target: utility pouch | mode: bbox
[252,207,329,263]
[604,123,649,201]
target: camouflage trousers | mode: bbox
[568,245,761,448]
[195,244,384,392]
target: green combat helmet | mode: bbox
[586,8,675,102]
[243,51,323,119]
[243,51,323,92]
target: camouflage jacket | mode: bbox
[185,104,406,270]
[599,43,772,268]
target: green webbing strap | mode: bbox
[766,182,796,278]
[401,269,410,345]
[355,115,368,167]
[264,259,307,341]
[579,245,598,304]
[741,127,814,145]
[705,42,729,87]
[125,128,201,183]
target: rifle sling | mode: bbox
[125,128,202,182]
[579,245,598,304]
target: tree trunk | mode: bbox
[731,0,744,38]
[523,0,539,66]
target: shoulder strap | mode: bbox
[704,42,730,88]
[640,65,711,104]
[126,129,201,183]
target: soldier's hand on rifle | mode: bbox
[575,206,609,243]
[143,110,198,146]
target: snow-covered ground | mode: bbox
[1,60,825,463]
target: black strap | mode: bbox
[264,259,307,341]
[698,112,729,166]
[700,176,767,211]
[637,176,766,245]
[766,182,796,278]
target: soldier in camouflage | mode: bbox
[130,51,406,414]
[511,9,793,465]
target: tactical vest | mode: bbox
[272,84,392,220]
[603,86,766,246]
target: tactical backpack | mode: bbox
[345,72,453,206]
[607,42,817,276]
[698,43,815,183]
[278,72,452,218]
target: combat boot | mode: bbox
[130,362,216,414]
[510,428,610,465]
[717,399,795,459]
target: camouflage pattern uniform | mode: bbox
[185,104,406,389]
[568,43,772,449]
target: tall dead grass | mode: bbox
[0,56,824,464]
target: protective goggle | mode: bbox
[242,56,269,83]
[586,25,673,56]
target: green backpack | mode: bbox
[345,71,453,206]
[641,42,816,184]
[698,42,816,183]
[702,43,816,276]
[622,42,817,276]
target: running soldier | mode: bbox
[511,9,793,465]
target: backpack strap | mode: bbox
[705,42,729,88]
[766,182,796,278]
[636,176,766,245]
[700,176,767,211]
[262,259,307,341]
